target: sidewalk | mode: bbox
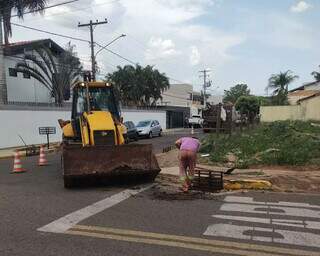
[0,143,59,160]
[163,128,202,135]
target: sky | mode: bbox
[10,0,320,95]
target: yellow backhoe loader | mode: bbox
[58,81,160,188]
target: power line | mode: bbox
[11,23,90,43]
[95,42,137,65]
[11,22,188,83]
[11,0,120,22]
[6,55,84,71]
[0,0,78,15]
[10,0,79,17]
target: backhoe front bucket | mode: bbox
[62,144,160,188]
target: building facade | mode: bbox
[2,39,66,104]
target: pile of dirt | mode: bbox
[262,168,320,193]
[150,174,224,201]
[156,150,320,194]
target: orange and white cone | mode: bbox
[12,151,26,173]
[38,145,48,166]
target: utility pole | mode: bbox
[0,17,7,104]
[78,19,108,81]
[199,69,211,108]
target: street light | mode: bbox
[95,34,126,57]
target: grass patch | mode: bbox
[200,121,320,168]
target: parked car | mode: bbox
[136,120,162,138]
[124,121,139,142]
[188,115,204,128]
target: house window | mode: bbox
[9,68,17,77]
[23,73,31,79]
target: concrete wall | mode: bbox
[300,96,320,121]
[260,96,320,122]
[0,109,166,148]
[0,110,69,148]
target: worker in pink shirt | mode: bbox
[175,136,200,192]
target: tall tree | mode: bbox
[311,65,320,82]
[235,96,260,123]
[0,0,47,45]
[107,64,169,106]
[267,70,298,105]
[223,83,250,104]
[15,42,82,105]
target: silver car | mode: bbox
[136,120,162,138]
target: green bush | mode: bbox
[200,121,320,167]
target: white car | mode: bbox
[188,115,204,128]
[136,120,162,138]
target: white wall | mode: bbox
[5,56,53,103]
[159,84,192,107]
[0,109,167,148]
[121,109,166,129]
[0,110,69,148]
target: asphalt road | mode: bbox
[135,128,204,153]
[0,132,319,256]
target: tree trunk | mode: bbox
[0,17,8,104]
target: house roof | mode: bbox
[4,39,65,56]
[297,92,320,103]
[288,90,319,97]
[289,80,320,92]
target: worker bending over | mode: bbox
[175,136,200,192]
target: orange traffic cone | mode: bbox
[38,145,48,166]
[12,151,26,173]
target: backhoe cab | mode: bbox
[61,81,125,146]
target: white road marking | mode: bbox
[204,224,320,248]
[224,196,320,209]
[212,215,320,230]
[37,185,153,233]
[221,203,320,218]
[203,196,320,249]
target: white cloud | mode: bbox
[190,46,201,66]
[290,1,311,13]
[145,37,180,61]
[261,14,315,50]
[12,0,245,87]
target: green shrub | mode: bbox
[200,121,320,167]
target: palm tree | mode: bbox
[15,43,82,106]
[267,70,298,105]
[311,65,320,82]
[0,0,47,45]
[107,64,169,106]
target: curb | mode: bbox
[224,179,272,190]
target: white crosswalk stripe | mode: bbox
[203,196,320,249]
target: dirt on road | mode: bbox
[156,149,320,194]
